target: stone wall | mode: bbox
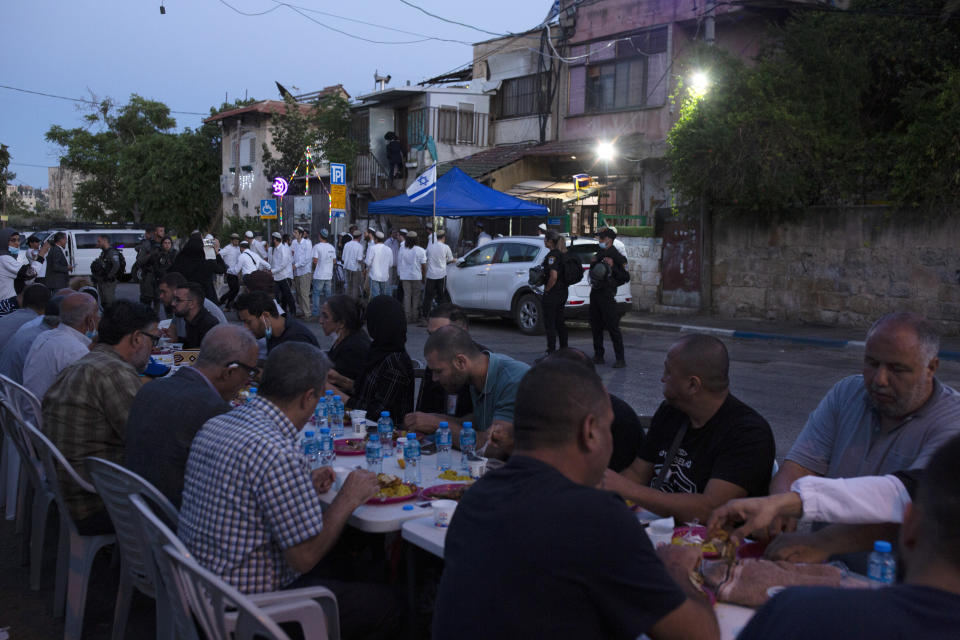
[620,236,662,312]
[712,207,960,334]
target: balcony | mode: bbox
[407,106,489,148]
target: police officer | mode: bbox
[589,227,628,368]
[541,230,569,356]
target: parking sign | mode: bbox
[330,163,346,186]
[260,199,278,219]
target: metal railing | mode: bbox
[407,106,489,147]
[354,152,392,188]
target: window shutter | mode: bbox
[568,66,586,115]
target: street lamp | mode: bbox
[596,140,616,162]
[689,71,710,99]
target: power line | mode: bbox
[0,84,208,116]
[398,0,507,37]
[10,162,55,169]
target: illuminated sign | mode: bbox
[272,177,289,197]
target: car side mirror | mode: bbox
[456,257,465,267]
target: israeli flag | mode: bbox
[406,164,437,202]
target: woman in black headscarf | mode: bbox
[169,233,226,302]
[340,295,414,423]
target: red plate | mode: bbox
[334,438,366,456]
[365,484,419,505]
[418,483,469,501]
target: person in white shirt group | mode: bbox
[398,231,427,323]
[341,228,365,299]
[269,232,297,316]
[23,291,98,400]
[422,229,455,320]
[218,233,242,310]
[476,221,492,247]
[292,227,313,318]
[386,228,404,295]
[237,240,267,277]
[250,232,269,261]
[366,231,394,298]
[311,229,337,316]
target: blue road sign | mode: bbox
[548,217,562,226]
[330,163,346,186]
[260,199,278,219]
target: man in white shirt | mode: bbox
[292,227,313,318]
[311,229,337,315]
[237,240,267,277]
[251,232,269,261]
[398,231,427,323]
[218,233,242,310]
[367,231,393,298]
[422,229,455,320]
[476,221,492,247]
[341,229,365,300]
[269,232,296,316]
[23,292,99,399]
[385,229,404,295]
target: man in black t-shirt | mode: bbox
[604,334,775,522]
[540,230,569,355]
[434,359,719,640]
[234,290,318,357]
[173,283,219,349]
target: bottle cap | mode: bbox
[381,411,390,417]
[249,387,258,393]
[402,504,414,511]
[326,390,334,396]
[873,540,892,553]
[439,421,449,428]
[304,431,315,438]
[369,434,379,442]
[334,395,342,401]
[319,427,330,434]
[463,422,472,429]
[407,433,417,440]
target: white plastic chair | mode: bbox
[85,457,179,640]
[23,421,116,640]
[132,494,340,640]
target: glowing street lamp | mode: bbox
[596,140,616,162]
[689,71,711,98]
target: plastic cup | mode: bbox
[431,499,457,528]
[349,410,366,435]
[467,456,487,479]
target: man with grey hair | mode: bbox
[179,342,399,638]
[0,294,64,383]
[771,312,960,513]
[23,292,100,399]
[124,324,260,508]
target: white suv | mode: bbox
[445,236,632,334]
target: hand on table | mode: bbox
[707,492,803,544]
[311,467,335,494]
[339,469,380,507]
[764,531,831,563]
[403,412,440,434]
[486,421,514,456]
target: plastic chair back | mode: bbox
[86,457,179,598]
[0,373,42,427]
[130,494,200,640]
[164,544,292,640]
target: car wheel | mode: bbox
[515,293,544,335]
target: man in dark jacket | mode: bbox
[135,224,164,306]
[173,282,220,349]
[124,324,259,507]
[589,228,628,368]
[45,232,71,291]
[92,233,122,306]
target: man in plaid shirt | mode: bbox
[42,300,159,534]
[179,342,400,638]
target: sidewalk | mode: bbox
[620,312,960,361]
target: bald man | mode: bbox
[23,292,100,399]
[124,324,260,507]
[603,335,775,522]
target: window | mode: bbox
[497,243,540,264]
[350,110,370,150]
[458,103,475,143]
[462,244,497,267]
[495,73,545,119]
[568,26,668,115]
[239,133,256,168]
[568,243,600,265]
[438,107,458,143]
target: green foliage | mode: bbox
[0,144,16,212]
[45,94,245,231]
[262,94,359,193]
[616,226,655,238]
[667,0,960,219]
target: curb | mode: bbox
[619,317,960,361]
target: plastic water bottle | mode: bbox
[378,411,394,457]
[436,421,453,471]
[314,397,328,429]
[318,427,334,467]
[330,395,345,437]
[247,386,258,403]
[459,421,476,470]
[867,540,896,584]
[302,430,319,469]
[404,433,421,485]
[365,433,383,473]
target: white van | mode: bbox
[36,229,145,279]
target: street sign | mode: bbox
[330,163,346,186]
[548,217,562,226]
[330,184,346,216]
[260,198,278,219]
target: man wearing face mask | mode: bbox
[42,300,159,535]
[234,290,318,356]
[23,292,100,399]
[0,229,24,315]
[589,228,629,368]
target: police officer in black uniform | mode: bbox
[589,227,628,368]
[541,230,569,355]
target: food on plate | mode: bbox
[438,469,472,482]
[375,473,416,499]
[428,485,469,501]
[335,438,366,452]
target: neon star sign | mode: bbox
[272,177,289,197]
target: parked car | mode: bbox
[31,229,145,280]
[445,236,632,334]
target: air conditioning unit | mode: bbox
[220,174,234,195]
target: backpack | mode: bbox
[561,254,584,286]
[92,248,125,281]
[610,260,629,287]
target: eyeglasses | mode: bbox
[172,296,190,304]
[140,331,161,346]
[227,361,261,379]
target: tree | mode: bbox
[261,93,359,194]
[667,0,960,219]
[0,144,15,215]
[45,94,229,232]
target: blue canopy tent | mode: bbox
[367,167,549,218]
